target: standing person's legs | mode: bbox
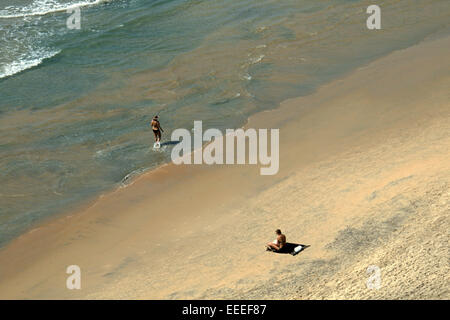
[156,130,161,142]
[153,130,159,142]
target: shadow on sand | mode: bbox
[266,243,310,256]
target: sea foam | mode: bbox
[0,0,111,19]
[0,49,60,79]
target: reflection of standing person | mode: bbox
[150,115,163,142]
[266,229,286,252]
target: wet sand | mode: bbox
[0,35,449,299]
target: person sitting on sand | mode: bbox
[151,115,164,142]
[266,229,286,252]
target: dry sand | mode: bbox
[0,35,448,300]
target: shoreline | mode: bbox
[0,25,446,249]
[0,34,449,299]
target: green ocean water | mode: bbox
[0,0,449,247]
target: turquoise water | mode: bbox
[0,0,449,247]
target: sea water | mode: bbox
[0,0,449,247]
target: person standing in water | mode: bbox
[151,115,164,143]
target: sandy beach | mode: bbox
[0,34,448,300]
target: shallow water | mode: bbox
[0,0,449,246]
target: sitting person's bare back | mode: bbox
[266,229,286,252]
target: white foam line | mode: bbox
[0,49,61,79]
[0,0,111,19]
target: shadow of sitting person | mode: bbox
[266,243,310,256]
